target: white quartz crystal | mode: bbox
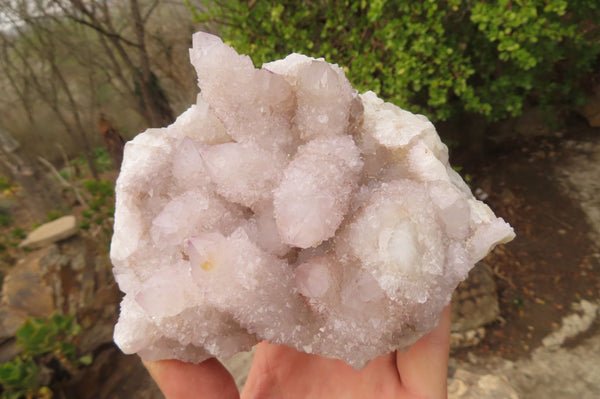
[111,32,515,369]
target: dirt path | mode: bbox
[449,123,600,398]
[450,300,600,398]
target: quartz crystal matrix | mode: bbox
[111,32,515,368]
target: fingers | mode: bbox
[395,305,451,399]
[144,307,451,399]
[243,342,400,399]
[145,358,240,399]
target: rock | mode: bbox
[111,31,514,369]
[450,263,500,349]
[37,236,121,353]
[456,328,600,399]
[0,340,21,364]
[38,237,114,315]
[1,236,120,358]
[448,369,519,399]
[1,247,56,317]
[75,286,120,354]
[450,327,486,349]
[0,304,25,342]
[20,215,79,249]
[65,346,162,399]
[557,140,600,243]
[542,300,599,349]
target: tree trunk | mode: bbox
[135,70,175,127]
[130,0,175,127]
[0,130,63,221]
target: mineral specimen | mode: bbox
[111,32,515,369]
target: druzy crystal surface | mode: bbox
[111,32,515,368]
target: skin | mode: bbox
[145,305,451,399]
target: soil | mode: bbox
[451,114,600,361]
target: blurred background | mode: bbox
[0,1,599,398]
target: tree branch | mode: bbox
[37,156,88,207]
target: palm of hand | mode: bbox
[147,306,450,399]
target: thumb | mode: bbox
[145,358,240,399]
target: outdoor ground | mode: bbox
[1,114,599,398]
[447,114,600,398]
[456,115,600,361]
[52,114,600,397]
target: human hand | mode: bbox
[145,305,451,399]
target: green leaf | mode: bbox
[78,355,93,366]
[203,0,600,123]
[0,356,40,397]
[59,342,76,360]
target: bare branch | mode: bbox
[38,155,89,207]
[54,0,141,48]
[142,0,159,23]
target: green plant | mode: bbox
[0,214,12,228]
[512,296,525,307]
[0,223,19,265]
[0,314,87,399]
[92,147,113,174]
[0,228,26,263]
[0,356,41,399]
[78,220,90,231]
[16,314,81,360]
[9,228,26,240]
[191,0,600,122]
[81,179,114,243]
[66,146,114,180]
[82,179,113,199]
[44,211,62,223]
[67,155,87,180]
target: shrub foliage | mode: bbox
[0,314,88,399]
[192,0,600,121]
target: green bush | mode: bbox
[92,147,113,174]
[0,314,86,399]
[44,211,63,223]
[191,0,600,122]
[0,356,40,399]
[67,147,114,180]
[0,214,12,228]
[9,228,25,240]
[16,314,81,359]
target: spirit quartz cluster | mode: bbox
[111,32,515,368]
